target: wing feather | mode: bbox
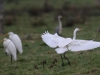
[41,31,73,48]
[8,41,17,61]
[41,31,58,48]
[56,38,72,47]
[68,40,100,52]
[9,34,23,54]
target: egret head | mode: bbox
[8,32,14,35]
[1,38,7,42]
[58,15,62,19]
[0,38,7,42]
[74,28,82,32]
[4,38,7,41]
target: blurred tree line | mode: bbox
[1,0,100,34]
[0,0,4,34]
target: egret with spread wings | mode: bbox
[55,28,100,66]
[41,28,81,66]
[42,28,100,66]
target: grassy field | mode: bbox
[0,0,100,75]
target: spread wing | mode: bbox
[56,38,72,47]
[41,31,58,48]
[41,31,72,48]
[68,40,100,52]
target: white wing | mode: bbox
[55,47,68,54]
[7,41,17,61]
[56,38,72,47]
[3,39,17,61]
[41,31,72,48]
[9,34,23,54]
[5,49,10,56]
[41,31,58,48]
[68,40,100,52]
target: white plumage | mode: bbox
[68,39,100,51]
[41,28,100,66]
[55,47,68,54]
[8,32,23,54]
[42,28,100,54]
[3,38,17,63]
[56,38,72,48]
[55,40,100,53]
[41,31,70,48]
[41,28,78,52]
[55,28,100,54]
[41,31,58,48]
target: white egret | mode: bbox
[55,28,82,66]
[42,28,100,66]
[55,15,62,36]
[3,38,17,64]
[55,28,82,52]
[7,32,23,54]
[55,28,100,52]
[41,28,81,66]
[55,28,100,66]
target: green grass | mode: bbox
[1,0,100,75]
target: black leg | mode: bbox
[11,55,12,64]
[60,54,64,66]
[63,53,70,65]
[5,52,7,56]
[43,62,45,68]
[17,50,19,55]
[42,60,46,68]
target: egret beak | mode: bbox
[60,16,62,18]
[58,15,62,18]
[0,39,4,42]
[4,33,8,36]
[79,29,83,31]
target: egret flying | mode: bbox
[7,32,23,54]
[55,15,62,36]
[3,38,17,64]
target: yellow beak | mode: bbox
[79,29,83,31]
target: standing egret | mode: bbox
[41,28,81,66]
[55,28,100,66]
[55,28,100,52]
[7,32,23,54]
[41,31,70,66]
[42,28,100,66]
[3,38,17,64]
[55,28,82,66]
[55,15,62,36]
